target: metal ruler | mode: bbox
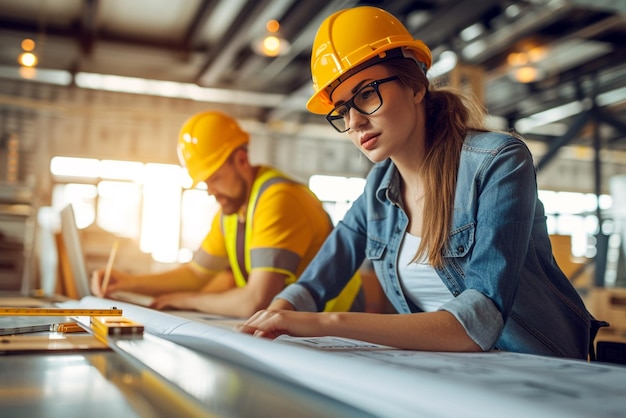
[0,308,123,316]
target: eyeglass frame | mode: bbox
[325,76,399,133]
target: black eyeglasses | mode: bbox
[326,76,399,133]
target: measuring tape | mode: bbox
[0,307,123,316]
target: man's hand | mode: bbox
[90,268,130,296]
[150,292,197,310]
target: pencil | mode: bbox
[101,239,120,294]
[50,322,84,333]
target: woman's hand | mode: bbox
[235,298,298,338]
[235,308,329,339]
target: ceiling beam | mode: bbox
[79,0,100,55]
[182,0,220,49]
[536,110,591,171]
[195,0,297,87]
[412,0,502,46]
[598,108,626,138]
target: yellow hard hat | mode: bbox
[177,111,249,188]
[307,6,432,114]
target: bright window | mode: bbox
[50,156,214,264]
[309,175,366,225]
[97,181,141,238]
[51,183,97,228]
[50,157,615,266]
[539,190,612,258]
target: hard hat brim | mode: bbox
[306,43,431,115]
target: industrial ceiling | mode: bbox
[0,0,625,170]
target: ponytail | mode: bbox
[384,59,487,268]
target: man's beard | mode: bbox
[215,177,247,215]
[215,173,248,215]
[218,195,244,215]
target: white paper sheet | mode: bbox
[61,296,626,418]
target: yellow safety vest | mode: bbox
[222,167,361,312]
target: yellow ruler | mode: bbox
[91,316,144,336]
[0,307,123,316]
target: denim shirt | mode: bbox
[278,131,597,359]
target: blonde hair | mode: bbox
[384,58,488,268]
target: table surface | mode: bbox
[4,293,626,418]
[0,294,371,418]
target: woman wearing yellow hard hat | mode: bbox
[238,6,605,359]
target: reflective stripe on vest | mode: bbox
[222,168,297,287]
[221,167,362,312]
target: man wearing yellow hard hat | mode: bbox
[91,111,362,317]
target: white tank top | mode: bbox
[397,233,452,312]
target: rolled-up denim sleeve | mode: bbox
[439,289,503,351]
[273,283,318,312]
[272,192,370,312]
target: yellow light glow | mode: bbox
[527,46,547,63]
[21,38,36,51]
[514,65,538,83]
[266,19,280,33]
[18,51,38,67]
[262,35,281,56]
[507,52,528,67]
